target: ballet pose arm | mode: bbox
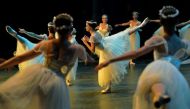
[176,20,190,28]
[19,28,48,40]
[96,46,154,70]
[115,21,130,27]
[0,42,44,69]
[96,36,163,70]
[149,19,161,23]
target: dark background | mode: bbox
[0,0,189,62]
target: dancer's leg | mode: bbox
[151,83,171,108]
[6,26,33,48]
[101,82,111,94]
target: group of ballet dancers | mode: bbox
[0,5,190,109]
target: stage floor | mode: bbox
[0,63,190,109]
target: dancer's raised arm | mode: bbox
[19,28,48,40]
[0,41,45,69]
[96,36,163,70]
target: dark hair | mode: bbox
[86,20,97,30]
[53,13,73,37]
[159,6,179,35]
[47,22,55,34]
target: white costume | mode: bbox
[133,34,190,109]
[89,29,130,87]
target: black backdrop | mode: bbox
[0,0,189,62]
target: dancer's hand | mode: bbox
[83,35,90,41]
[95,61,110,71]
[19,28,27,33]
[139,17,149,28]
[115,24,121,27]
[81,35,89,43]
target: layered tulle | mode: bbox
[65,58,78,82]
[133,60,190,109]
[97,28,130,87]
[0,64,70,109]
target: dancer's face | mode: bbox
[85,23,92,32]
[102,16,108,23]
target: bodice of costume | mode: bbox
[36,43,77,77]
[98,24,110,36]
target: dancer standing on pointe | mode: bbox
[0,13,88,109]
[82,18,148,94]
[96,14,112,37]
[115,11,141,65]
[96,6,190,109]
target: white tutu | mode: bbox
[97,28,130,86]
[133,60,190,109]
[65,58,78,82]
[65,36,79,83]
[0,64,70,109]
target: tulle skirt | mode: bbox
[0,64,70,109]
[133,60,190,109]
[97,28,130,87]
[65,58,78,82]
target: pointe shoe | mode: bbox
[154,95,171,108]
[66,80,73,86]
[5,26,17,37]
[101,87,111,94]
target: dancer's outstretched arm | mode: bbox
[0,44,42,69]
[115,21,130,27]
[176,20,190,28]
[96,36,163,70]
[19,28,48,40]
[96,45,154,70]
[149,19,160,23]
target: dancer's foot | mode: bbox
[153,95,171,108]
[5,25,17,37]
[139,17,149,28]
[101,86,111,94]
[66,80,73,86]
